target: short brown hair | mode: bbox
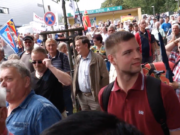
[75,36,91,49]
[105,31,135,55]
[32,47,47,56]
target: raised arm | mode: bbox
[43,58,72,86]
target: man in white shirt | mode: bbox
[101,27,108,42]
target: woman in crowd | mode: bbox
[90,34,110,71]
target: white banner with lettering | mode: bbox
[33,13,44,24]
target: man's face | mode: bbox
[166,18,169,22]
[75,40,87,55]
[102,27,106,33]
[120,24,123,28]
[91,27,95,31]
[109,38,142,75]
[46,41,57,54]
[129,26,133,31]
[139,20,146,29]
[172,25,179,35]
[108,28,115,35]
[31,52,47,73]
[0,67,30,103]
[57,33,65,39]
[134,26,138,31]
[24,39,34,52]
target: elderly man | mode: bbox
[73,36,109,111]
[31,47,71,117]
[19,35,34,72]
[135,19,155,63]
[0,60,61,135]
[45,38,73,116]
[151,22,166,41]
[101,27,108,42]
[167,24,180,44]
[108,25,115,35]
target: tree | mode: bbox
[101,0,178,14]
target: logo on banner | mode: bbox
[7,19,18,37]
[0,25,18,53]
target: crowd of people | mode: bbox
[1,11,180,135]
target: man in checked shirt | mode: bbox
[166,37,180,101]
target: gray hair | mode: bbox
[8,54,20,60]
[0,60,31,84]
[155,22,160,29]
[172,23,180,29]
[108,25,115,31]
[58,42,67,51]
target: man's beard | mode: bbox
[0,86,6,107]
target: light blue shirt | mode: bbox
[6,90,61,135]
[78,51,92,93]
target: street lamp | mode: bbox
[152,6,155,16]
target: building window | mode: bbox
[0,7,9,14]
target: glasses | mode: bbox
[32,60,43,64]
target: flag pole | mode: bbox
[75,0,84,29]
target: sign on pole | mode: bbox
[44,12,56,26]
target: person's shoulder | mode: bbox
[30,94,56,110]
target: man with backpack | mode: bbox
[98,31,180,135]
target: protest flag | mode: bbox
[0,25,19,53]
[82,10,91,31]
[7,19,18,37]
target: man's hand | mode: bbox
[0,107,7,134]
[169,82,179,89]
[42,58,52,68]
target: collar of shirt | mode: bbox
[112,72,145,92]
[139,30,147,35]
[7,90,35,109]
[80,51,92,60]
[48,50,59,59]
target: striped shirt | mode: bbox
[47,51,70,72]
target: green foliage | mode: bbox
[101,0,178,14]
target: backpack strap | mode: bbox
[146,76,170,135]
[102,81,114,112]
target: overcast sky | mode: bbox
[66,0,105,12]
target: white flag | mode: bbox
[69,0,76,18]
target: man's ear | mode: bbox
[24,77,31,88]
[107,54,117,66]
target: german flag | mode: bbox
[82,10,91,31]
[7,19,18,36]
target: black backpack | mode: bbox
[102,76,169,135]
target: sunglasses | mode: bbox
[32,60,43,64]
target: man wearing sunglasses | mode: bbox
[31,47,72,118]
[19,35,35,72]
